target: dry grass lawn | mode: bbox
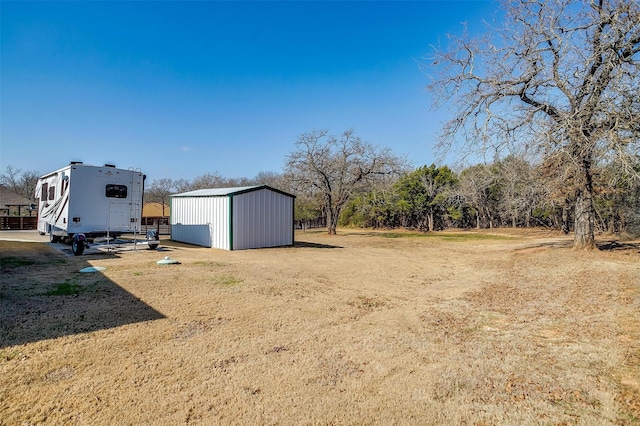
[1,229,639,425]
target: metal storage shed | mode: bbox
[170,185,295,250]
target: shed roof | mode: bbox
[172,185,294,198]
[0,185,34,208]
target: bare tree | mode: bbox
[494,156,540,227]
[0,165,40,201]
[145,178,176,217]
[428,0,640,249]
[593,157,640,234]
[458,164,500,229]
[286,129,405,235]
[187,173,258,190]
[190,173,227,190]
[254,171,289,192]
[173,178,192,194]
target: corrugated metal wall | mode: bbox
[232,188,293,250]
[171,196,230,249]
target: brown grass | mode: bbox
[1,229,639,425]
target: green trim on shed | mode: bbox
[228,194,234,250]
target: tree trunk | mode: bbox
[574,191,595,249]
[573,163,596,250]
[428,210,434,232]
[326,202,344,235]
[561,199,570,234]
[607,205,615,234]
[326,208,337,235]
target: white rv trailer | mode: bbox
[35,162,150,255]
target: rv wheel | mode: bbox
[50,234,59,244]
[72,237,85,256]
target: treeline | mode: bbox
[337,157,640,236]
[147,156,637,237]
[4,155,639,237]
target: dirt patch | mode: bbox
[1,229,638,424]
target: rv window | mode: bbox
[49,186,56,200]
[106,184,128,198]
[41,183,48,201]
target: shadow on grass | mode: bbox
[524,240,574,249]
[597,240,640,252]
[0,241,165,349]
[516,239,640,253]
[293,241,343,249]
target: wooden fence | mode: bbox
[1,216,38,230]
[140,217,171,235]
[139,223,171,236]
[0,216,170,234]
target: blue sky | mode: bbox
[1,1,495,182]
